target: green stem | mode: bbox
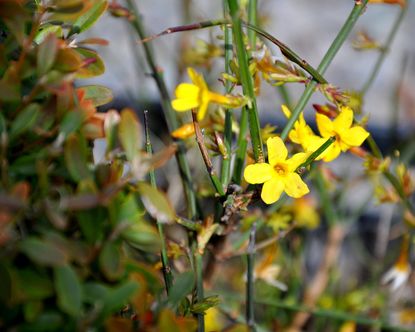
[296,137,335,171]
[195,252,205,332]
[227,0,264,163]
[220,0,234,188]
[143,111,173,294]
[246,221,257,331]
[126,0,198,219]
[281,0,369,140]
[246,2,257,331]
[361,6,407,95]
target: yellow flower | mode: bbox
[244,136,309,204]
[281,104,315,150]
[171,67,246,121]
[171,123,195,139]
[307,106,370,162]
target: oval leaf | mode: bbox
[64,134,91,182]
[54,264,82,317]
[9,103,40,140]
[118,108,141,162]
[20,237,67,267]
[72,0,108,34]
[37,33,59,76]
[99,242,123,281]
[76,85,113,107]
[138,182,175,224]
[75,47,105,78]
[168,271,195,308]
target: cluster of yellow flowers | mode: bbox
[171,67,370,205]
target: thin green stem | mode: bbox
[246,2,257,331]
[246,221,257,331]
[195,252,205,332]
[220,0,234,188]
[281,0,369,141]
[361,6,407,95]
[227,0,264,163]
[192,110,225,196]
[296,137,335,171]
[126,0,198,219]
[143,110,173,294]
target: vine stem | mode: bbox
[126,0,198,220]
[143,110,173,294]
[281,0,369,141]
[227,0,264,164]
[220,0,234,188]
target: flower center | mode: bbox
[274,163,288,176]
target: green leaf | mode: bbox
[9,103,40,140]
[71,0,108,34]
[168,271,195,308]
[64,134,91,182]
[101,280,139,317]
[54,264,82,317]
[34,25,63,44]
[118,109,141,162]
[20,237,67,266]
[54,48,83,72]
[60,111,83,137]
[122,221,160,253]
[37,33,59,76]
[75,47,105,78]
[23,301,43,322]
[17,269,54,301]
[138,182,175,224]
[99,242,123,281]
[104,110,120,152]
[76,85,113,107]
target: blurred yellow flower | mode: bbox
[172,67,247,121]
[244,136,309,204]
[171,123,195,139]
[281,104,315,150]
[306,106,370,162]
[338,321,356,332]
[204,307,225,332]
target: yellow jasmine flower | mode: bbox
[308,106,370,162]
[281,104,315,149]
[244,136,309,204]
[171,67,247,121]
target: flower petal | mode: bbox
[197,99,209,121]
[283,173,309,198]
[187,67,207,90]
[281,104,291,118]
[175,83,199,99]
[172,97,199,111]
[340,126,370,147]
[244,163,274,184]
[322,141,342,162]
[316,113,334,138]
[267,136,287,165]
[333,106,354,132]
[261,178,285,204]
[286,152,309,171]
